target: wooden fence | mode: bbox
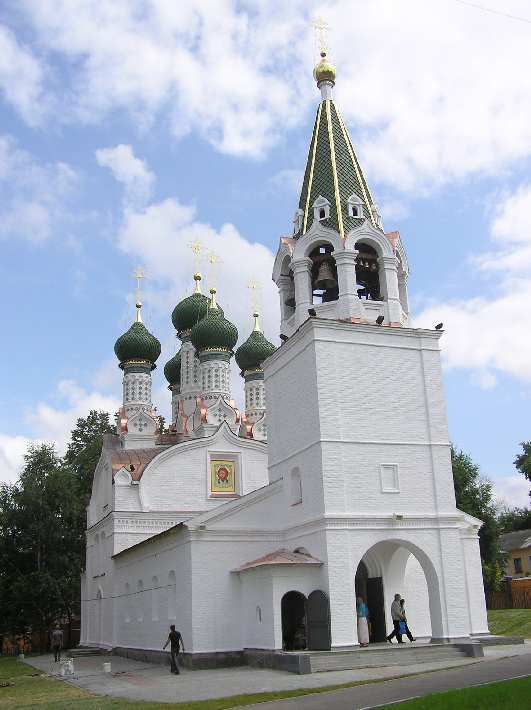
[487,588,531,609]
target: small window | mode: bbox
[514,558,523,573]
[290,468,302,506]
[350,204,360,217]
[380,464,399,493]
[319,208,326,220]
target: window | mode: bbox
[514,557,523,574]
[347,194,363,219]
[168,571,177,619]
[290,468,302,506]
[312,196,330,221]
[137,580,144,621]
[151,576,159,621]
[319,208,326,219]
[380,464,399,493]
[124,583,131,623]
[256,606,262,623]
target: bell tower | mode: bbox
[272,53,410,337]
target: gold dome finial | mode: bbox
[209,287,218,311]
[314,50,336,86]
[194,272,202,294]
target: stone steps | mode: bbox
[69,646,109,657]
[309,644,476,673]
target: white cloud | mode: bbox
[0,379,119,484]
[9,0,531,191]
[96,144,154,205]
[117,197,280,345]
[415,182,531,384]
[269,168,303,194]
[492,474,530,509]
[0,23,47,124]
[0,134,78,242]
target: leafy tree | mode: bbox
[451,446,502,591]
[498,506,531,533]
[0,445,85,644]
[514,442,531,499]
[64,410,114,498]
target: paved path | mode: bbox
[240,653,531,709]
[23,642,530,706]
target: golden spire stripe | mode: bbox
[325,99,344,240]
[303,101,323,233]
[336,107,376,227]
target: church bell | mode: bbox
[315,260,337,290]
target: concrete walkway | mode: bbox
[23,641,531,706]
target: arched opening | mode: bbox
[307,590,331,650]
[355,243,381,301]
[355,561,386,642]
[281,591,307,650]
[309,244,338,304]
[354,540,443,644]
[152,576,159,621]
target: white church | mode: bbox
[80,52,489,671]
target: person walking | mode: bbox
[163,624,185,674]
[50,625,64,662]
[356,596,370,647]
[400,598,416,642]
[386,593,404,644]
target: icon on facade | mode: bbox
[210,460,236,495]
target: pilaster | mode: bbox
[333,249,362,321]
[292,257,313,327]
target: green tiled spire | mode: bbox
[297,73,379,238]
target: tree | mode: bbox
[0,445,85,644]
[64,410,114,498]
[451,446,502,591]
[498,506,531,533]
[514,442,531,499]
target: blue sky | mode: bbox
[1,0,530,507]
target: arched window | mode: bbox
[309,244,338,304]
[355,243,381,301]
[124,583,131,623]
[137,580,144,622]
[348,194,363,219]
[290,468,302,506]
[313,196,330,221]
[168,571,176,620]
[151,576,159,621]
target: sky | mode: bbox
[1,0,530,508]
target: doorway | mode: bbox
[281,591,307,650]
[355,561,386,642]
[307,590,331,650]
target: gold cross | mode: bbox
[207,250,223,290]
[188,239,204,272]
[313,16,330,54]
[133,267,145,302]
[247,279,262,314]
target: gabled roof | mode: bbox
[232,548,322,573]
[297,99,378,238]
[499,529,531,552]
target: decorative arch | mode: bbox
[272,239,295,282]
[345,222,394,257]
[168,570,177,620]
[293,223,343,260]
[353,538,444,640]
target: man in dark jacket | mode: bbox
[163,625,185,674]
[50,625,64,662]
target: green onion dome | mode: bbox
[172,273,224,335]
[114,305,161,370]
[191,290,238,353]
[164,349,181,386]
[235,313,276,371]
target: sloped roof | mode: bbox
[110,446,169,482]
[499,529,531,552]
[232,548,323,573]
[297,99,378,238]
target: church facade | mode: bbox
[80,53,489,665]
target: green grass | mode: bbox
[376,676,531,708]
[487,608,531,638]
[0,655,409,710]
